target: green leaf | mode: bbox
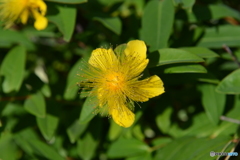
[180,47,219,58]
[63,58,85,100]
[156,107,172,133]
[29,139,64,160]
[154,136,231,160]
[108,119,123,141]
[188,4,240,22]
[0,28,35,50]
[94,17,122,35]
[79,96,97,124]
[212,95,240,137]
[0,45,26,93]
[198,25,240,48]
[77,132,99,160]
[46,0,87,4]
[173,0,195,11]
[67,120,88,143]
[216,69,240,94]
[37,114,59,141]
[199,84,226,125]
[47,4,77,41]
[24,92,46,118]
[152,137,172,147]
[41,84,52,98]
[0,133,18,160]
[141,0,174,51]
[107,138,150,158]
[132,124,144,141]
[126,152,152,160]
[170,113,216,137]
[163,63,207,74]
[148,48,204,67]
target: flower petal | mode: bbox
[31,8,48,30]
[126,75,165,102]
[111,105,135,128]
[20,9,29,24]
[30,0,47,16]
[88,48,118,71]
[124,40,147,61]
[124,40,149,78]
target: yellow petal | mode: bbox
[31,9,48,30]
[88,48,118,70]
[20,9,29,24]
[126,75,165,102]
[30,0,47,16]
[124,40,148,78]
[124,40,147,61]
[111,105,135,128]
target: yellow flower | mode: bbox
[78,40,165,128]
[0,0,48,30]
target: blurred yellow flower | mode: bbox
[79,40,165,128]
[0,0,48,30]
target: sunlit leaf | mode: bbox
[0,45,26,93]
[198,25,240,48]
[47,4,77,41]
[141,0,174,51]
[94,17,122,35]
[216,69,240,94]
[148,48,204,67]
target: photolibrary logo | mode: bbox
[210,151,215,157]
[210,151,238,157]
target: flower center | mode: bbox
[105,73,124,90]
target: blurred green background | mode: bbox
[1,0,240,159]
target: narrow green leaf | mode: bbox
[141,0,174,51]
[0,45,26,93]
[180,47,219,58]
[216,69,240,94]
[148,48,204,67]
[154,136,231,160]
[198,25,240,48]
[199,84,226,125]
[47,4,76,41]
[46,0,87,4]
[36,114,59,141]
[79,96,97,124]
[94,17,122,35]
[24,92,46,118]
[67,120,88,143]
[156,107,172,133]
[163,64,207,74]
[107,138,150,158]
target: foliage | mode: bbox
[1,0,240,159]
